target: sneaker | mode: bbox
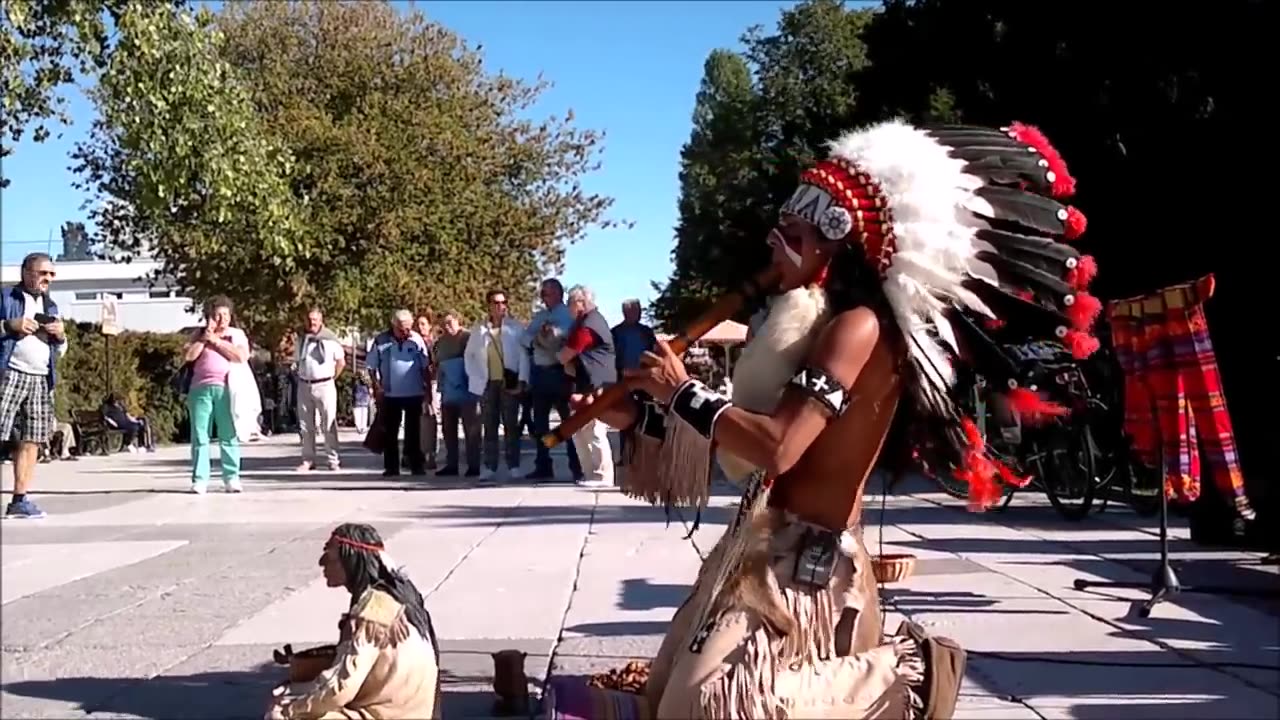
[325,462,340,472]
[435,466,459,477]
[576,478,613,489]
[381,469,401,478]
[480,467,496,482]
[524,468,554,481]
[464,467,481,478]
[425,457,438,471]
[4,499,46,519]
[296,461,314,473]
[190,484,208,495]
[224,478,244,493]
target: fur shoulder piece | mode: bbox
[347,589,410,648]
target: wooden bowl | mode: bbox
[872,553,917,584]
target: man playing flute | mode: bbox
[552,119,1100,719]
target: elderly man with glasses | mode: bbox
[0,253,68,519]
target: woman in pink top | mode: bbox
[183,296,250,493]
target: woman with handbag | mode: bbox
[464,290,530,482]
[182,296,251,494]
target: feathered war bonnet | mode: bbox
[780,120,1101,509]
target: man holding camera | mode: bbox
[0,253,68,519]
[464,289,530,481]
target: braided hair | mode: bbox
[330,523,439,660]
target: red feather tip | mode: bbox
[1066,291,1102,331]
[1065,255,1098,290]
[1009,122,1077,199]
[1064,329,1100,359]
[1064,206,1087,240]
[1006,387,1070,425]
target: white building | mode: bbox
[0,258,201,333]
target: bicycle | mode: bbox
[936,342,1098,521]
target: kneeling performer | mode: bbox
[561,120,1099,719]
[267,523,442,719]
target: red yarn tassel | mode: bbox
[956,418,1027,511]
[1064,329,1100,359]
[1006,387,1070,425]
[1009,122,1077,199]
[1066,291,1102,331]
[1064,207,1087,240]
[1065,255,1098,290]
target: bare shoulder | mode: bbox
[809,307,881,385]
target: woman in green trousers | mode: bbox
[183,296,251,493]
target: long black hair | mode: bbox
[330,523,439,660]
[821,242,961,483]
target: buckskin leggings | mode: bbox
[1108,275,1248,507]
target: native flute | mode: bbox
[542,266,782,449]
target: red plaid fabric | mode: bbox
[1108,275,1248,507]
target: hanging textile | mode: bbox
[1108,275,1254,519]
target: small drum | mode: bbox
[272,643,338,684]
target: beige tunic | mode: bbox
[274,589,440,720]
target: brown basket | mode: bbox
[872,553,917,584]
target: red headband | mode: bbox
[331,535,385,553]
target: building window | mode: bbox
[74,292,99,301]
[148,289,174,299]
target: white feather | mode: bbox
[827,119,998,375]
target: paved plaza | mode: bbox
[1,433,1277,719]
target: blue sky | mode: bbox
[0,0,802,326]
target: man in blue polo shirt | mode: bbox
[521,278,583,481]
[367,309,430,477]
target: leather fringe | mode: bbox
[619,414,713,510]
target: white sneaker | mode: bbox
[224,478,244,493]
[190,484,208,495]
[479,468,496,482]
[576,477,613,489]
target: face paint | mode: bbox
[768,228,805,268]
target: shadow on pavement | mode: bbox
[6,668,508,720]
[966,648,1275,718]
[885,588,1071,615]
[5,667,278,719]
[618,578,688,612]
[563,620,669,637]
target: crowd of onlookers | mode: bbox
[323,278,657,487]
[1,253,657,520]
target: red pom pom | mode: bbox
[1064,329,1100,359]
[1064,206,1087,240]
[1009,121,1077,199]
[1065,255,1098,290]
[983,317,1007,331]
[1066,291,1102,331]
[1006,387,1070,425]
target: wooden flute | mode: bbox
[542,266,782,449]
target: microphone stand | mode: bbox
[1073,383,1279,617]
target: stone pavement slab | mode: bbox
[1,435,1276,719]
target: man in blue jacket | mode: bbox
[1,253,68,519]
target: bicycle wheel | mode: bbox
[1042,424,1098,521]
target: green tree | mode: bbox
[651,0,874,330]
[211,1,617,329]
[71,2,306,343]
[0,0,187,185]
[650,49,760,330]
